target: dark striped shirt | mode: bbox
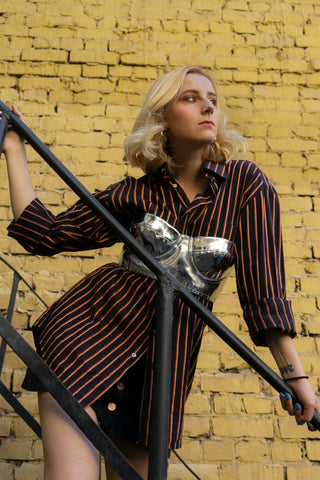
[8,159,295,449]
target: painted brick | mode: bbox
[0,463,14,480]
[1,1,320,478]
[168,463,218,480]
[212,417,274,438]
[287,464,320,480]
[183,416,210,437]
[0,439,32,461]
[279,418,320,440]
[201,374,260,394]
[238,464,283,480]
[14,463,43,480]
[271,440,302,461]
[204,438,234,461]
[177,440,202,462]
[214,395,244,415]
[184,393,211,415]
[235,439,269,461]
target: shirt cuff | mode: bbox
[243,297,296,346]
[7,198,52,253]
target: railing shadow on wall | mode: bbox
[0,99,320,480]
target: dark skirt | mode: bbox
[22,355,146,444]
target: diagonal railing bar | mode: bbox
[0,101,171,280]
[0,256,47,438]
[1,100,320,478]
[0,379,42,438]
[0,311,144,480]
[0,254,49,309]
[0,254,48,378]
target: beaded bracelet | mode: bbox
[284,376,309,382]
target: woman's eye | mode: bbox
[209,98,217,106]
[185,96,196,102]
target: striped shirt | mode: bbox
[8,159,295,449]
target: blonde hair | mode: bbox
[124,65,247,174]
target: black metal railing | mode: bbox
[0,99,320,480]
[0,254,45,440]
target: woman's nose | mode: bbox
[201,99,214,113]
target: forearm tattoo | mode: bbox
[280,364,294,376]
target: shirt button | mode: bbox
[131,352,137,358]
[117,382,125,391]
[107,402,116,411]
[172,183,178,188]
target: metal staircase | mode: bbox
[0,99,319,479]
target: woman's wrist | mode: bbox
[280,364,307,381]
[264,331,307,382]
[284,375,309,382]
[4,141,26,158]
[279,363,306,378]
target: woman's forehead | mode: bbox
[181,73,216,94]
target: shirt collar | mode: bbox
[156,163,171,180]
[157,160,228,178]
[201,159,228,181]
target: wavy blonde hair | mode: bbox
[124,65,247,174]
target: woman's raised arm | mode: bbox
[1,106,36,220]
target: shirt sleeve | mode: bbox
[234,172,296,346]
[7,183,131,256]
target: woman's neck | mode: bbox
[172,150,209,202]
[172,147,204,182]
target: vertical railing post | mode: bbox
[148,277,174,480]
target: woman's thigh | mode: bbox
[38,391,100,480]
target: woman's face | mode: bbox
[165,73,219,152]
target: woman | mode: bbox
[1,66,319,480]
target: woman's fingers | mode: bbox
[280,391,320,432]
[0,105,26,155]
[280,392,295,416]
[11,105,24,121]
[0,105,24,124]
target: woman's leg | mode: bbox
[105,437,149,480]
[38,391,100,480]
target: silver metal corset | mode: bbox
[121,214,234,302]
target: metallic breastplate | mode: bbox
[121,214,234,302]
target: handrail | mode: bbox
[1,100,320,479]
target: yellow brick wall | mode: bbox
[0,0,320,478]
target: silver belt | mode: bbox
[121,214,234,302]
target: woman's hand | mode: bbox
[264,330,320,432]
[0,105,25,157]
[280,378,320,431]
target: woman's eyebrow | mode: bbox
[181,89,217,97]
